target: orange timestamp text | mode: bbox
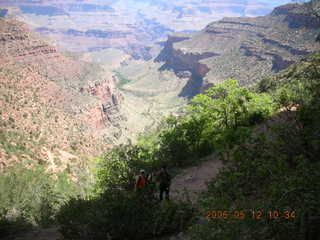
[206,210,296,220]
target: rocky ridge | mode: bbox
[156,3,320,98]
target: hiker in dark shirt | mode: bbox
[157,165,171,201]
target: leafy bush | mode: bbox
[58,189,195,240]
[95,143,158,193]
[158,115,212,167]
[0,164,88,237]
[0,213,31,238]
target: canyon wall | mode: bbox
[0,0,290,60]
[155,4,320,98]
[0,18,126,149]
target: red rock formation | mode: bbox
[80,77,116,103]
[79,103,106,130]
[0,17,126,171]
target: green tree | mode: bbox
[95,143,155,193]
[189,79,276,161]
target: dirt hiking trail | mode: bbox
[170,156,223,202]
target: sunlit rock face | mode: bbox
[155,3,320,98]
[0,0,290,59]
[0,18,126,147]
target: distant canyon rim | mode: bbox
[0,0,292,59]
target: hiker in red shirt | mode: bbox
[135,169,147,192]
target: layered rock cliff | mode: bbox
[0,18,126,171]
[155,3,320,98]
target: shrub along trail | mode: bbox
[6,227,62,240]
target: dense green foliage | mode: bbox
[158,80,276,165]
[189,54,320,239]
[95,144,156,193]
[0,165,90,238]
[58,190,194,240]
[188,80,275,161]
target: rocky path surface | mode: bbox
[170,156,223,203]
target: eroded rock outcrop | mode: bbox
[155,35,218,97]
[79,76,126,137]
[155,3,320,98]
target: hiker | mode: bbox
[158,165,171,201]
[135,169,147,192]
[147,168,157,184]
[145,168,158,198]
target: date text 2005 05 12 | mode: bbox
[206,210,296,220]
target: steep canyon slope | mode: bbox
[155,3,320,98]
[0,18,126,172]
